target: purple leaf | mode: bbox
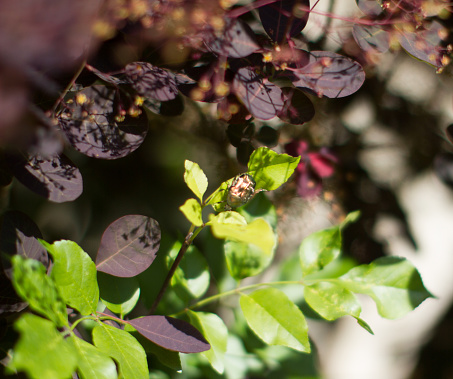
[6,153,83,203]
[0,272,28,315]
[356,0,384,16]
[278,87,315,124]
[129,316,210,353]
[258,0,310,43]
[352,24,390,53]
[0,211,47,279]
[204,18,260,58]
[125,62,179,101]
[96,215,161,278]
[290,51,365,98]
[59,85,148,159]
[233,67,284,120]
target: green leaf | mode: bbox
[209,212,275,257]
[299,226,342,277]
[184,160,208,202]
[41,240,99,315]
[240,287,310,353]
[179,198,203,226]
[11,255,68,327]
[98,273,140,317]
[247,147,300,191]
[304,281,361,321]
[8,314,78,379]
[167,241,210,301]
[93,322,149,379]
[338,256,434,319]
[356,317,374,335]
[187,311,228,374]
[72,335,118,379]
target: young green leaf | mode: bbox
[11,255,68,327]
[338,256,434,319]
[179,198,203,226]
[247,147,300,191]
[92,322,149,379]
[303,281,361,321]
[71,335,118,379]
[209,212,275,257]
[184,160,208,202]
[41,239,99,315]
[98,273,140,317]
[240,287,310,353]
[187,311,228,374]
[299,226,342,277]
[8,314,78,379]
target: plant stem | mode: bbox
[149,225,197,314]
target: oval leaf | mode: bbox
[240,287,310,352]
[96,215,161,277]
[184,160,208,201]
[41,240,99,316]
[290,51,365,98]
[59,85,148,159]
[129,315,210,353]
[98,273,140,317]
[352,24,390,53]
[179,198,203,226]
[278,87,315,125]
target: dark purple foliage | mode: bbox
[285,140,337,197]
[5,153,83,203]
[258,0,310,44]
[278,87,315,124]
[129,316,210,353]
[352,25,390,53]
[96,215,161,278]
[59,85,148,159]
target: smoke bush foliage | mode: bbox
[0,0,449,378]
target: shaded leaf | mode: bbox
[93,322,148,379]
[188,311,227,373]
[0,272,28,314]
[129,315,210,353]
[304,281,361,320]
[258,0,310,44]
[183,160,208,202]
[339,256,434,319]
[59,85,148,159]
[96,215,161,277]
[8,314,78,379]
[41,239,99,316]
[99,273,140,317]
[5,152,82,202]
[0,210,47,279]
[72,335,118,379]
[290,51,365,98]
[278,87,315,125]
[11,255,68,327]
[256,125,279,146]
[240,287,310,352]
[205,18,260,58]
[125,62,179,101]
[236,140,255,166]
[233,67,284,120]
[352,24,390,53]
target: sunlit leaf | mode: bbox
[93,322,149,379]
[129,315,210,353]
[11,255,68,327]
[188,311,227,373]
[8,314,78,379]
[290,51,365,98]
[179,198,203,226]
[356,0,384,16]
[247,147,300,191]
[99,273,140,317]
[233,67,285,120]
[5,152,83,202]
[338,256,434,319]
[183,160,208,201]
[240,287,310,352]
[352,24,390,53]
[59,85,148,159]
[96,215,161,277]
[41,239,99,316]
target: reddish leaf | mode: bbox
[278,87,315,124]
[258,0,310,44]
[129,316,210,353]
[125,62,179,102]
[352,24,390,53]
[204,18,260,58]
[59,85,148,159]
[233,67,284,120]
[356,0,384,16]
[96,215,161,278]
[6,153,83,203]
[290,51,365,98]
